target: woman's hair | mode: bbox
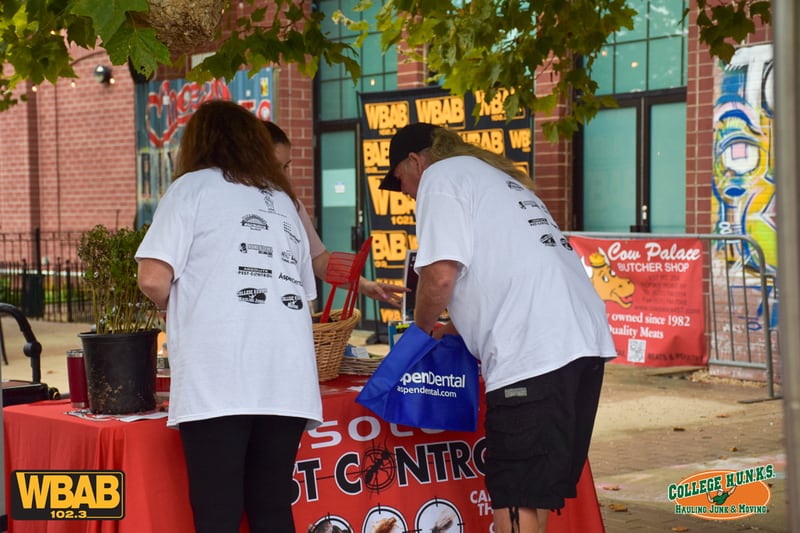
[426,127,535,190]
[174,100,297,205]
[262,121,290,146]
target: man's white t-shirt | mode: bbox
[414,156,617,392]
[136,168,322,428]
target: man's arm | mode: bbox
[413,259,459,334]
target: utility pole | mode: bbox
[774,1,800,530]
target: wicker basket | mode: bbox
[313,308,361,381]
[339,355,386,376]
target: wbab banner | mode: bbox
[359,86,532,324]
[569,236,707,367]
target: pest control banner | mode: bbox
[569,236,707,367]
[292,378,602,533]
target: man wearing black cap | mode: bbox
[382,123,616,533]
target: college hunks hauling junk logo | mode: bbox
[668,465,774,520]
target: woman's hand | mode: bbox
[358,278,410,307]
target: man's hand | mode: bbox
[431,321,458,340]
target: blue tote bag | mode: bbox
[356,324,480,432]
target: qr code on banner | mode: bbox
[627,338,646,363]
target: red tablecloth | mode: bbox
[4,375,604,532]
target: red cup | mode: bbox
[66,349,89,409]
[156,371,171,403]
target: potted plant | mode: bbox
[77,224,160,414]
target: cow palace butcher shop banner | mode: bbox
[569,236,707,367]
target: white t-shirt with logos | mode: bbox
[414,156,617,392]
[136,168,322,428]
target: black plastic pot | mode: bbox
[79,330,159,414]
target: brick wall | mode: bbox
[0,54,316,238]
[686,2,716,235]
[397,43,428,89]
[277,63,315,219]
[533,70,573,230]
[0,47,138,235]
[0,79,40,233]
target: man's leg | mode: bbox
[568,357,606,492]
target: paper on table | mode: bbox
[66,410,168,423]
[118,411,168,423]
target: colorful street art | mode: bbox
[711,44,778,381]
[712,44,775,275]
[134,68,274,226]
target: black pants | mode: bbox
[179,414,306,533]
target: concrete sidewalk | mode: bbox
[0,318,790,532]
[590,365,786,532]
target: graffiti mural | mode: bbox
[135,68,274,225]
[712,44,775,274]
[711,44,778,381]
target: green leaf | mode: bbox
[105,23,170,77]
[251,7,267,23]
[65,16,97,48]
[128,28,171,78]
[750,1,771,22]
[71,0,147,40]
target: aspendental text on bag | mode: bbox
[399,371,467,388]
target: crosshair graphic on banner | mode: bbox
[363,504,407,533]
[415,498,463,533]
[361,442,396,492]
[307,513,353,533]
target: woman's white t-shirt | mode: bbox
[414,156,617,392]
[136,168,322,428]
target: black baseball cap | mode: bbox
[379,123,440,191]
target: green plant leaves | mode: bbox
[78,225,158,334]
[693,0,772,64]
[0,0,774,138]
[71,0,142,39]
[375,0,639,138]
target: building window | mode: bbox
[593,0,688,95]
[317,0,398,121]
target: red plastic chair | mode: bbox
[342,237,373,319]
[319,237,373,323]
[318,252,356,323]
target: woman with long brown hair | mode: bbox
[136,100,321,533]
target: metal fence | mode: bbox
[0,231,91,323]
[567,232,777,398]
[0,230,83,266]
